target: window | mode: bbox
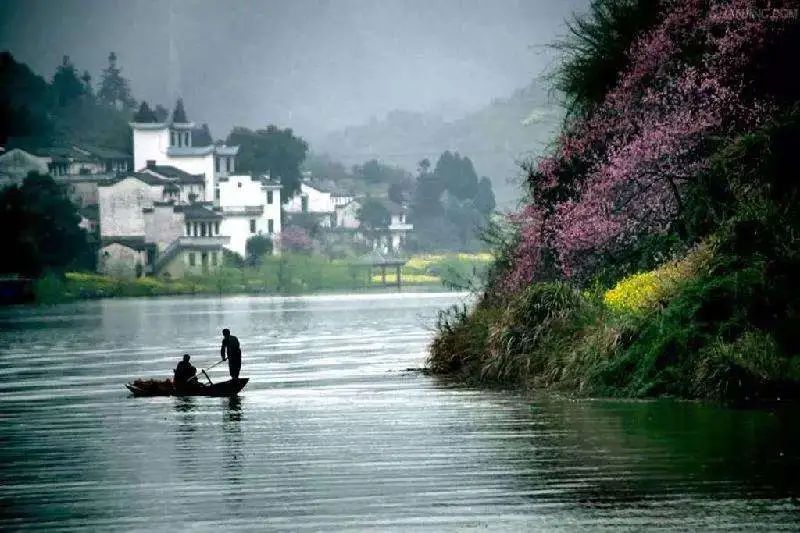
[212,252,218,266]
[301,196,309,213]
[171,131,176,146]
[200,222,207,237]
[188,252,196,266]
[250,219,256,233]
[215,222,220,235]
[184,132,189,146]
[268,219,274,234]
[185,223,191,236]
[215,188,220,200]
[226,157,231,172]
[237,181,242,188]
[267,190,274,204]
[215,157,220,173]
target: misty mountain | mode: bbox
[312,80,563,208]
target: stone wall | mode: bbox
[99,177,164,238]
[144,205,184,251]
[98,243,146,278]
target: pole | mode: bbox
[186,358,225,383]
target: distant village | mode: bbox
[0,102,414,279]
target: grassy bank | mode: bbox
[31,253,492,303]
[428,244,800,403]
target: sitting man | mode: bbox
[173,353,197,384]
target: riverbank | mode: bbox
[427,242,800,404]
[30,252,492,303]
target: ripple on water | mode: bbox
[1,292,799,531]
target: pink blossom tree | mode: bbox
[505,0,794,291]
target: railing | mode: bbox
[153,235,230,274]
[222,205,264,216]
[175,235,230,248]
[388,223,414,231]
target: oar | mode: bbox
[186,358,225,384]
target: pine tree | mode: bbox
[133,101,158,123]
[97,52,135,110]
[171,97,189,123]
[52,55,86,107]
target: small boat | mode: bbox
[126,377,249,397]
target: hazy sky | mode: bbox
[0,0,588,141]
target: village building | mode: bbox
[333,197,413,253]
[284,180,354,228]
[130,118,238,202]
[29,145,131,176]
[95,100,282,278]
[217,174,282,257]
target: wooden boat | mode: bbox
[126,377,249,397]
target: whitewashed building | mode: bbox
[333,198,413,253]
[96,101,282,278]
[130,119,238,201]
[284,181,353,227]
[218,174,282,257]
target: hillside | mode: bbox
[313,80,562,207]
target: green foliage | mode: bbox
[352,159,410,184]
[97,52,135,110]
[171,97,188,123]
[433,150,478,200]
[553,0,659,115]
[410,151,497,251]
[226,125,309,198]
[52,55,88,108]
[245,235,273,267]
[473,177,496,215]
[0,173,92,277]
[1,52,133,152]
[356,198,390,231]
[133,101,158,123]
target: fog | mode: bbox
[0,0,588,142]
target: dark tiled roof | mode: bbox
[100,236,156,252]
[141,165,205,184]
[98,172,170,187]
[78,145,131,160]
[177,203,222,220]
[302,180,352,195]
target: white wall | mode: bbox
[336,200,361,229]
[218,175,281,257]
[132,127,169,171]
[99,177,164,237]
[165,154,215,200]
[284,183,334,214]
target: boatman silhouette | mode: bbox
[220,328,242,380]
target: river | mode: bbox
[1,293,798,531]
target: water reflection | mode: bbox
[222,396,244,508]
[2,293,798,530]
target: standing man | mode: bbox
[220,328,242,380]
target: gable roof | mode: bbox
[98,172,170,187]
[140,165,205,184]
[176,203,222,220]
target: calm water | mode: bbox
[1,293,799,531]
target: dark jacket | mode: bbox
[221,335,241,361]
[174,360,197,383]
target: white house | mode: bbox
[97,173,230,278]
[217,174,282,257]
[333,197,413,252]
[130,119,238,201]
[284,181,353,227]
